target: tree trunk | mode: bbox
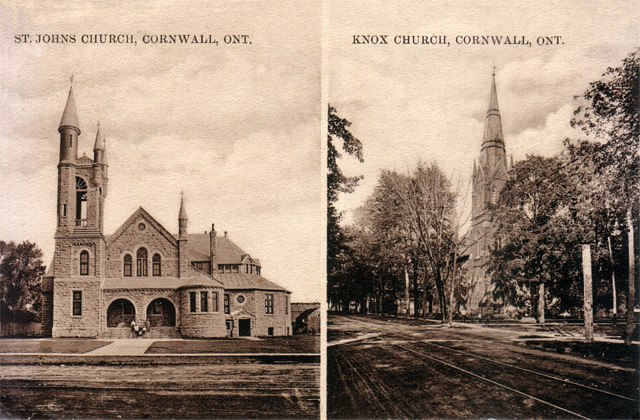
[422,286,429,319]
[538,282,545,324]
[608,236,617,320]
[448,253,458,327]
[435,271,448,322]
[412,260,420,318]
[625,211,636,345]
[404,268,410,318]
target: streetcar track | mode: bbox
[335,351,390,415]
[394,343,591,420]
[341,315,637,404]
[421,339,638,402]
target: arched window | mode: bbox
[79,250,89,276]
[123,254,132,277]
[136,248,148,277]
[152,254,161,276]
[75,177,88,227]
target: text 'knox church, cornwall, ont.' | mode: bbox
[41,85,292,339]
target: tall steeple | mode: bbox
[58,78,80,163]
[480,69,507,170]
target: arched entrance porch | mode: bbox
[146,298,176,327]
[107,299,136,327]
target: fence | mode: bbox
[0,322,43,337]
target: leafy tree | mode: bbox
[349,162,462,322]
[349,170,419,316]
[0,241,46,323]
[489,156,592,322]
[570,48,639,343]
[327,105,364,310]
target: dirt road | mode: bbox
[328,314,639,419]
[1,360,319,418]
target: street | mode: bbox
[0,337,320,418]
[328,314,639,419]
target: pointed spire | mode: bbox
[482,68,504,147]
[93,122,103,151]
[179,191,188,220]
[59,79,80,133]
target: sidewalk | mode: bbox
[86,338,154,355]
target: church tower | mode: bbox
[51,82,108,337]
[467,71,509,312]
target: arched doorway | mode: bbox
[146,298,176,327]
[107,299,136,327]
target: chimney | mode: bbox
[209,223,217,275]
[224,231,228,238]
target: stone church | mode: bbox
[41,86,292,338]
[465,72,512,314]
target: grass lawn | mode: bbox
[146,335,319,354]
[0,338,111,354]
[523,339,640,369]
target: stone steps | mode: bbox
[102,327,181,339]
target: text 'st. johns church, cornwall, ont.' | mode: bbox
[41,85,292,339]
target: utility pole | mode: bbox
[607,237,617,322]
[582,244,594,343]
[625,212,636,345]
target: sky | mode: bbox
[0,1,322,302]
[329,0,640,226]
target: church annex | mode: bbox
[465,72,511,313]
[41,85,292,338]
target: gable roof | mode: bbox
[107,207,177,248]
[218,272,289,292]
[187,233,261,266]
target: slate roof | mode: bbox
[217,272,289,292]
[187,233,261,266]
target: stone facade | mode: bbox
[42,86,292,339]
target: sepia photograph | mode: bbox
[327,0,639,418]
[0,2,321,418]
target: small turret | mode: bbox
[178,192,188,238]
[58,81,80,163]
[178,192,189,277]
[93,123,103,164]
